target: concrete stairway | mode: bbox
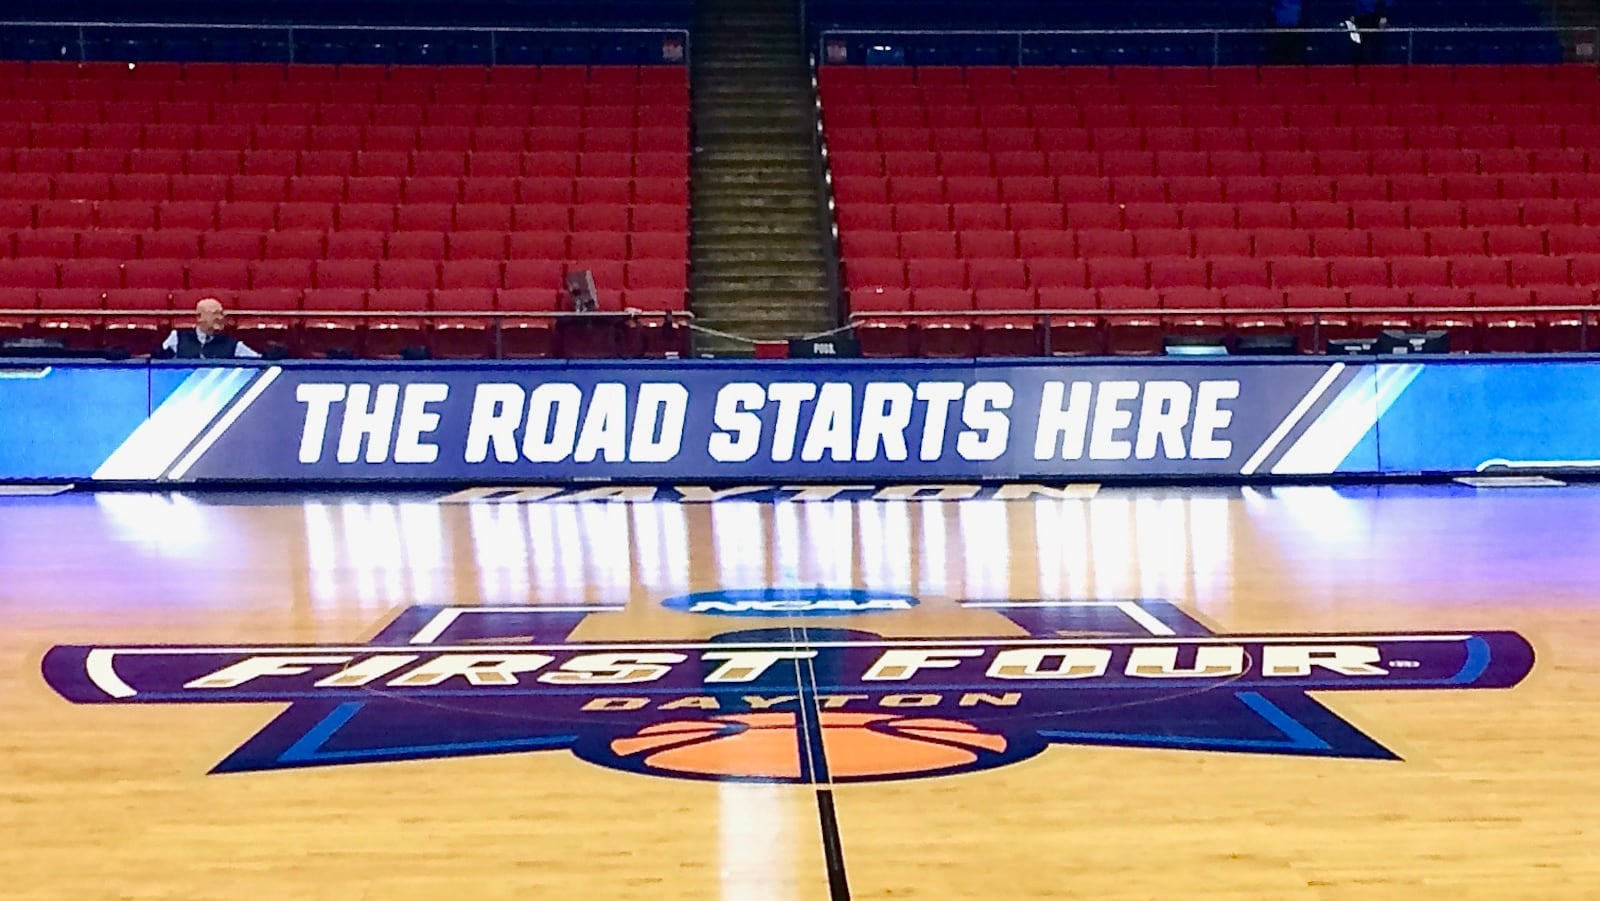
[688,0,839,355]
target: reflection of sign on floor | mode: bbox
[662,588,917,617]
[436,483,1104,504]
[1456,476,1567,489]
[0,484,73,496]
[40,595,1534,784]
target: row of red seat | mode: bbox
[850,284,1598,312]
[0,228,686,261]
[0,202,686,232]
[836,173,1600,204]
[838,200,1600,231]
[0,258,687,292]
[0,104,686,129]
[848,286,1599,356]
[834,149,1597,177]
[819,63,1600,86]
[853,285,1596,358]
[843,227,1600,260]
[0,172,687,201]
[4,174,684,202]
[0,127,686,153]
[825,84,1600,116]
[851,309,1600,357]
[0,150,686,177]
[845,255,1600,291]
[825,83,1600,107]
[2,79,684,101]
[2,82,684,103]
[827,104,1600,129]
[14,285,672,312]
[0,287,687,359]
[7,282,673,313]
[827,124,1600,152]
[832,80,1593,104]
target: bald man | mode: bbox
[159,298,261,359]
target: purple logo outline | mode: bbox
[39,597,1535,783]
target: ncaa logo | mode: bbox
[662,587,917,617]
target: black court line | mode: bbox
[815,788,851,901]
[789,625,852,901]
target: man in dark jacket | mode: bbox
[158,297,261,359]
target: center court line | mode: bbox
[791,625,852,901]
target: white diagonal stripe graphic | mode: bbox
[92,367,255,480]
[1239,362,1346,475]
[1272,363,1424,475]
[166,366,282,479]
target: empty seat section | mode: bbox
[0,61,689,358]
[821,63,1599,354]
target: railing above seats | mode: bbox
[846,302,1600,355]
[0,20,691,66]
[816,26,1599,68]
[0,305,697,359]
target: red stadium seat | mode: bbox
[310,260,373,290]
[77,230,140,261]
[344,177,401,205]
[300,289,368,358]
[0,64,669,355]
[101,288,172,354]
[386,231,448,261]
[1390,256,1450,288]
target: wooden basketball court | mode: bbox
[2,482,1597,899]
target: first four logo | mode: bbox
[36,593,1535,782]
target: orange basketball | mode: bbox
[604,712,1009,782]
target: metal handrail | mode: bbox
[817,24,1600,69]
[0,20,693,67]
[820,26,1584,37]
[12,303,1589,321]
[848,304,1595,352]
[847,305,1599,318]
[0,20,688,34]
[15,308,696,321]
[6,307,695,358]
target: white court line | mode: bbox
[407,605,627,644]
[959,600,1179,637]
[959,600,1178,636]
[407,609,465,645]
[961,600,1149,606]
[1116,602,1177,637]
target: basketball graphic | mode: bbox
[575,712,1041,783]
